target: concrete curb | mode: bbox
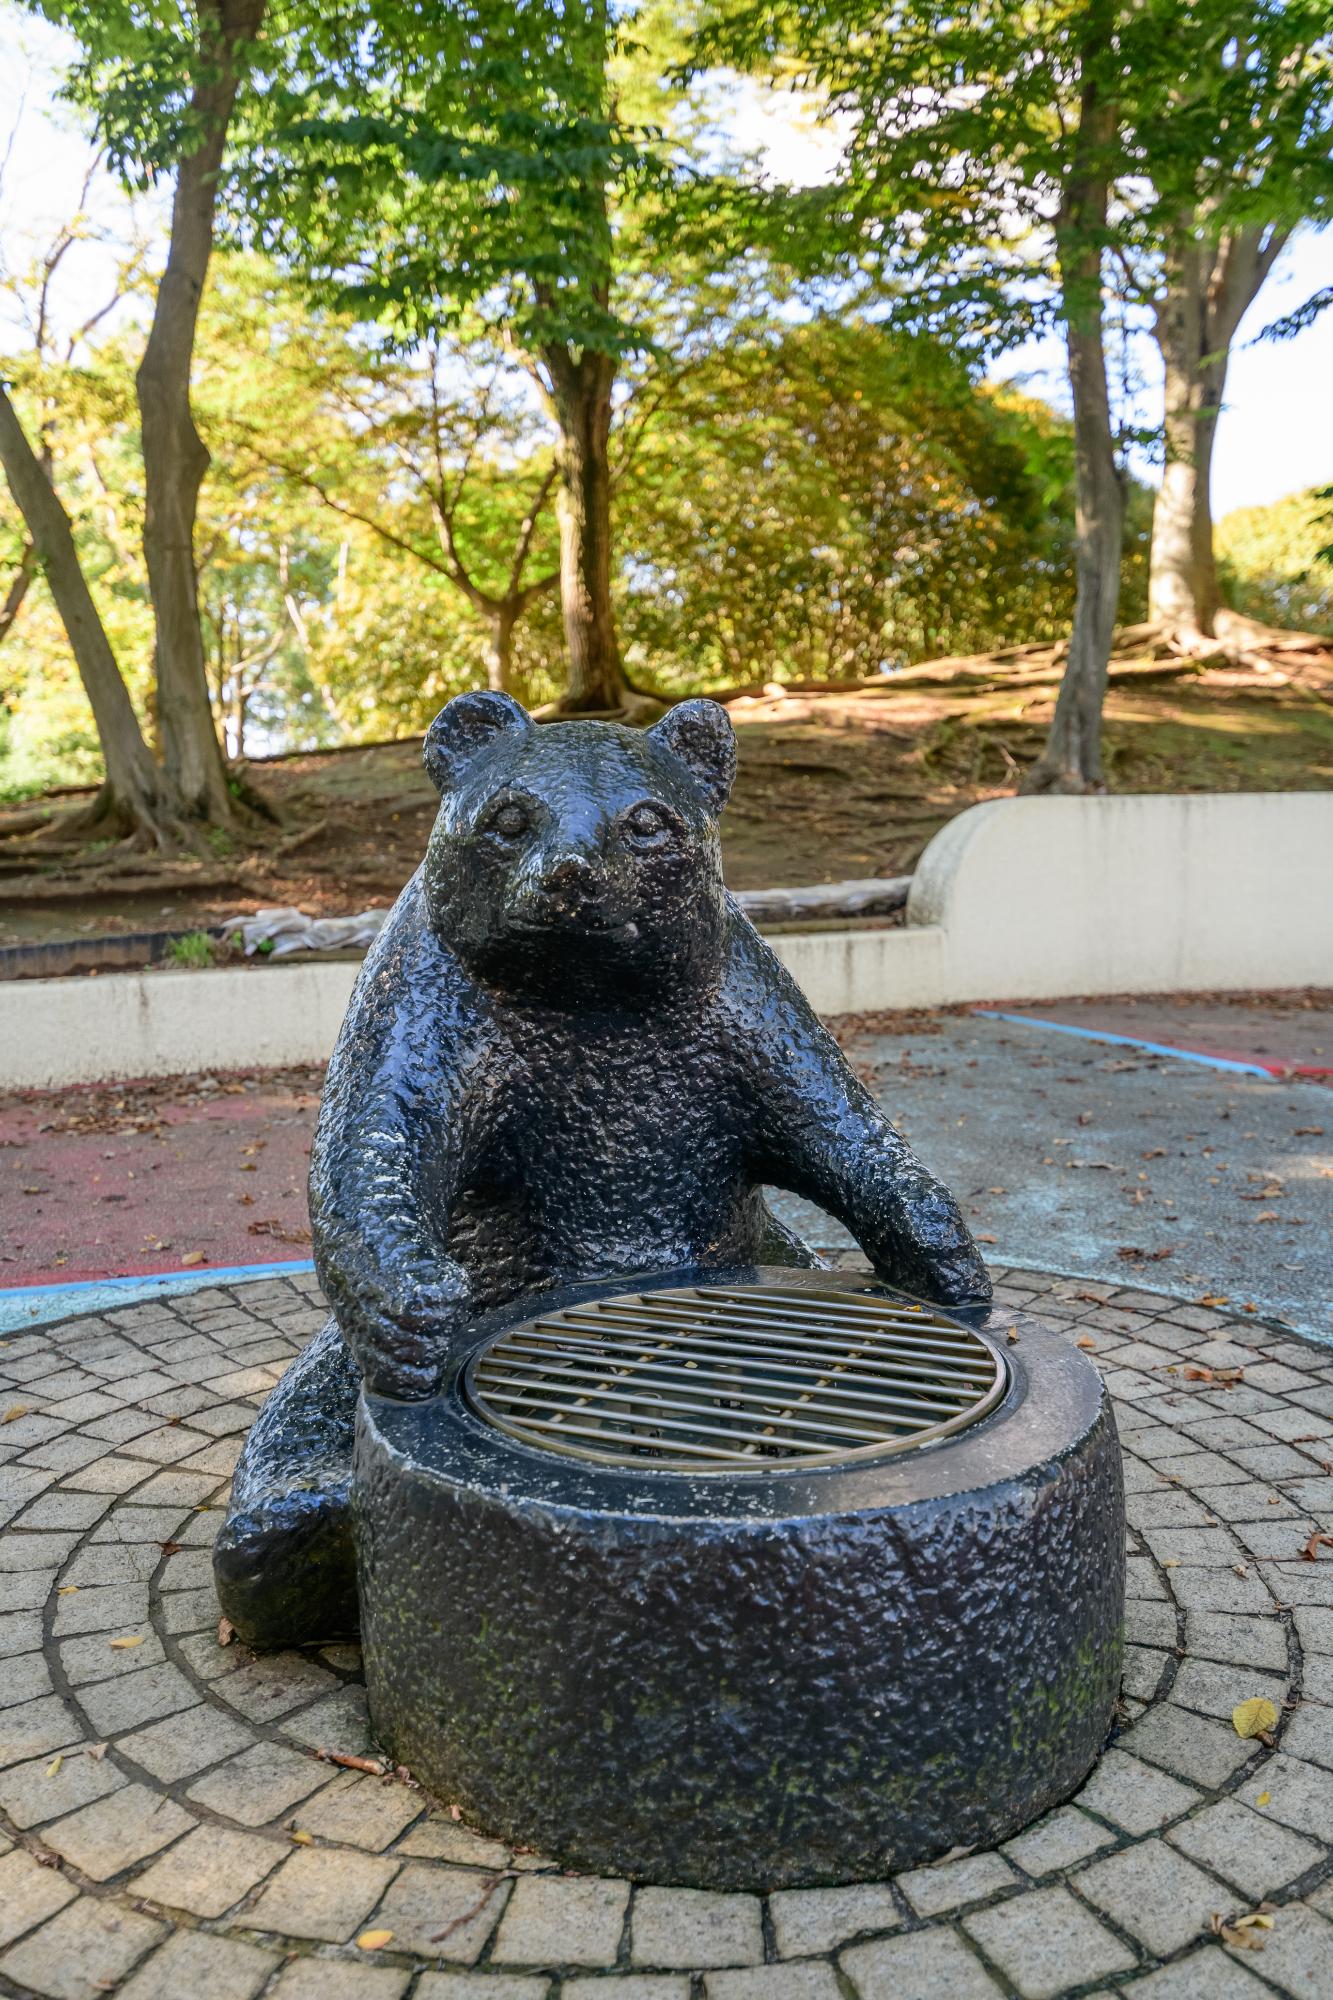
[5,791,1330,1087]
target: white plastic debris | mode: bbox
[222,906,390,958]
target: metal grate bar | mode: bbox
[565,1289,987,1351]
[553,1305,992,1375]
[474,1358,965,1435]
[504,1320,992,1384]
[465,1282,1007,1474]
[474,1348,980,1423]
[476,1382,900,1449]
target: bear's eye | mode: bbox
[623,802,671,846]
[489,801,529,840]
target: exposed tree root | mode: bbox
[533,688,666,725]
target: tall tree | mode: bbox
[20,0,269,826]
[134,0,266,818]
[0,384,176,836]
[1125,1,1332,642]
[239,0,725,714]
[697,0,1132,789]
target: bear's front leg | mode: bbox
[739,944,990,1307]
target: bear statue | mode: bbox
[214,692,990,1647]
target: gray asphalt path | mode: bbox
[769,1012,1333,1347]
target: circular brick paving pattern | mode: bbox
[1,1267,1331,2000]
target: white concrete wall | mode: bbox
[3,791,1329,1087]
[906,791,1333,1001]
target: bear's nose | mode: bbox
[542,853,605,902]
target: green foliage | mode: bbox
[30,0,271,186]
[616,317,1119,681]
[166,929,218,967]
[1216,489,1333,635]
[238,0,668,360]
[693,0,1332,351]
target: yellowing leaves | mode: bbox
[2,1405,32,1424]
[1213,1908,1275,1952]
[356,1930,394,1951]
[1232,1697,1278,1741]
[109,1634,145,1651]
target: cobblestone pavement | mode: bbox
[1,1268,1332,2000]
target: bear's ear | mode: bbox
[648,699,736,817]
[423,690,531,794]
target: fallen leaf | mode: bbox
[974,1233,997,1244]
[1300,1531,1333,1562]
[356,1930,394,1951]
[316,1748,389,1776]
[1163,1557,1181,1568]
[218,1616,235,1647]
[86,1743,107,1761]
[1232,1697,1279,1740]
[56,1586,79,1596]
[1075,1335,1097,1350]
[109,1635,144,1650]
[180,1250,207,1267]
[159,1541,184,1557]
[289,1830,313,1845]
[1197,1294,1230,1307]
[1256,1791,1271,1806]
[1218,1923,1266,1951]
[1141,1147,1167,1159]
[1293,1126,1323,1136]
[2,1405,32,1424]
[1184,1367,1214,1382]
[46,1754,63,1777]
[450,1803,463,1822]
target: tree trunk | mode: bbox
[482,604,518,694]
[0,539,35,648]
[0,386,181,842]
[137,0,264,821]
[1024,28,1123,795]
[549,349,626,712]
[1149,242,1223,636]
[1147,223,1284,641]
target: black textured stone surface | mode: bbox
[216,694,989,1646]
[355,1268,1125,1890]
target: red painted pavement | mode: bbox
[0,1070,322,1289]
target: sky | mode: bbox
[1,15,1330,523]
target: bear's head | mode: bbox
[420,692,736,1001]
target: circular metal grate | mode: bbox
[464,1284,1008,1472]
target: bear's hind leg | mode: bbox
[213,1316,361,1649]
